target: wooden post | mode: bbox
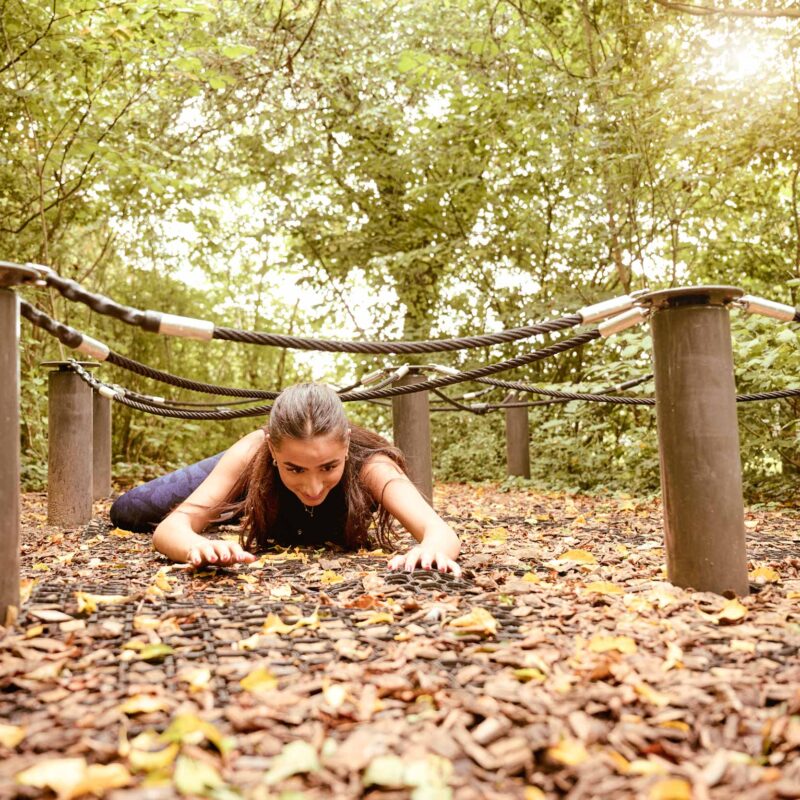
[0,262,40,626]
[0,289,21,625]
[504,392,531,478]
[47,364,93,526]
[392,372,433,505]
[93,392,112,499]
[642,286,749,596]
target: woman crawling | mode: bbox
[110,382,462,576]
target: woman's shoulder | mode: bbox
[225,429,266,466]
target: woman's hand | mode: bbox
[388,545,462,578]
[185,539,256,568]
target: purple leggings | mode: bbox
[109,452,229,533]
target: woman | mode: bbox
[110,383,462,575]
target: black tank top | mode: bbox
[270,475,348,546]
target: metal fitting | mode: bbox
[394,364,410,379]
[598,307,648,338]
[432,364,462,377]
[361,368,387,385]
[738,295,796,322]
[157,312,215,341]
[76,335,110,361]
[98,385,120,401]
[578,295,635,324]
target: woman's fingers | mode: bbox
[387,548,461,577]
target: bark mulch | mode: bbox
[1,485,799,800]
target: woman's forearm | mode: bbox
[153,521,209,563]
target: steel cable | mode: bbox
[39,267,584,353]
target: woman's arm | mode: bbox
[152,430,263,566]
[360,457,461,576]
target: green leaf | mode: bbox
[173,755,224,796]
[221,44,257,59]
[264,741,320,785]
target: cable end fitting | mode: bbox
[361,368,387,385]
[24,262,55,286]
[394,364,410,380]
[738,295,796,323]
[76,335,110,361]
[98,385,120,401]
[599,307,648,338]
[432,364,461,377]
[578,295,635,325]
[156,312,215,341]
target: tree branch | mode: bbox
[652,0,800,19]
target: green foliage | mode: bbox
[3,0,798,497]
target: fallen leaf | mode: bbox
[173,754,224,795]
[582,581,623,595]
[649,778,692,799]
[448,607,498,637]
[16,758,131,800]
[748,566,780,584]
[0,723,26,748]
[264,740,320,785]
[547,738,589,766]
[240,666,278,695]
[588,635,637,655]
[119,695,172,715]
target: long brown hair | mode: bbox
[217,383,408,551]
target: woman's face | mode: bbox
[270,433,348,507]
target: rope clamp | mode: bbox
[578,294,635,324]
[157,312,215,341]
[737,295,797,322]
[598,307,648,338]
[76,334,110,361]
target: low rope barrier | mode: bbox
[33,264,587,353]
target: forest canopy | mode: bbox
[2,0,798,497]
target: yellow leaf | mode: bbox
[572,514,587,526]
[161,714,233,754]
[16,759,131,800]
[356,612,394,627]
[118,695,171,715]
[659,720,690,732]
[788,591,800,600]
[238,573,257,584]
[716,598,748,624]
[649,778,692,800]
[524,788,546,800]
[448,607,499,636]
[618,499,636,512]
[588,635,637,655]
[629,759,669,776]
[240,666,278,695]
[646,587,680,608]
[270,583,293,599]
[110,527,133,537]
[547,738,588,766]
[261,613,295,635]
[32,563,51,572]
[177,667,212,692]
[25,624,44,639]
[322,681,348,710]
[615,544,630,556]
[748,566,780,584]
[583,581,623,595]
[294,609,320,631]
[521,572,540,584]
[606,748,631,773]
[128,733,180,773]
[75,592,128,615]
[133,615,160,632]
[320,570,344,585]
[662,642,683,671]
[514,668,546,683]
[556,549,597,564]
[483,526,509,542]
[634,682,669,707]
[0,723,26,748]
[19,578,36,604]
[730,639,756,653]
[235,633,265,651]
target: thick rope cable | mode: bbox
[20,299,600,403]
[65,331,602,419]
[38,267,584,353]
